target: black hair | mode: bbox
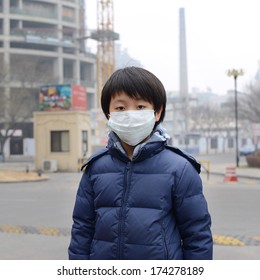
[101,67,167,124]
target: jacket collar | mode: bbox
[107,124,168,162]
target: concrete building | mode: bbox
[0,0,96,160]
[34,110,91,172]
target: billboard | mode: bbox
[39,84,87,111]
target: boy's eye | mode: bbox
[115,106,125,111]
[137,105,146,110]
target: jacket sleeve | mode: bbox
[68,170,95,260]
[173,161,213,260]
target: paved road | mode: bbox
[201,173,260,259]
[0,170,260,260]
[0,172,80,260]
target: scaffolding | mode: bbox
[91,0,119,107]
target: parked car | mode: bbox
[239,144,256,156]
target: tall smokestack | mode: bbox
[179,7,189,133]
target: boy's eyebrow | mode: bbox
[111,98,126,103]
[135,96,144,101]
[112,98,148,103]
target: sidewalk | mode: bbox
[0,161,35,171]
[195,153,260,181]
[207,163,260,180]
[0,161,48,183]
[0,158,259,182]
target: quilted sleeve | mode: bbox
[173,161,213,260]
[68,171,95,260]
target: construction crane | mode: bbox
[91,0,119,106]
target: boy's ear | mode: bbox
[155,107,163,122]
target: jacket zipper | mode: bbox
[118,161,131,259]
[161,222,169,259]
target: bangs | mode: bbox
[108,69,154,104]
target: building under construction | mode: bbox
[0,0,97,159]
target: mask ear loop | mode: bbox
[154,110,158,120]
[154,109,161,129]
[106,114,112,135]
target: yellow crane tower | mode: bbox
[91,0,119,107]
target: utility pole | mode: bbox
[227,69,244,167]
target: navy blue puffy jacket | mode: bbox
[68,129,213,260]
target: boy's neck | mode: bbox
[120,141,134,160]
[120,134,152,160]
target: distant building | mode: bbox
[115,43,143,69]
[165,87,254,155]
[0,0,96,160]
[255,60,260,81]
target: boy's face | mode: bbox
[109,91,162,122]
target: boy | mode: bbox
[68,67,213,260]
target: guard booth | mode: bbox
[34,84,92,172]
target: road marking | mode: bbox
[0,224,70,237]
[1,224,260,246]
[213,235,245,246]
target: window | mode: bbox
[51,130,69,152]
[10,137,23,155]
[82,130,88,155]
[228,138,234,148]
[184,136,189,146]
[210,137,218,149]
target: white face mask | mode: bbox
[107,110,156,146]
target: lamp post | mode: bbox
[227,69,244,167]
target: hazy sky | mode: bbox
[86,0,260,95]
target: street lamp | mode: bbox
[227,69,244,167]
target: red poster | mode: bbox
[72,85,87,111]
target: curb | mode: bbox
[209,171,260,181]
[0,170,49,183]
[0,177,49,183]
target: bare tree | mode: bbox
[0,59,57,161]
[0,91,32,161]
[239,81,260,122]
[190,104,232,153]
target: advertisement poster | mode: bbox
[71,85,87,111]
[39,84,86,111]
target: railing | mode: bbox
[62,16,75,23]
[10,29,58,39]
[10,7,57,20]
[9,29,76,48]
[199,160,210,180]
[77,157,87,172]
